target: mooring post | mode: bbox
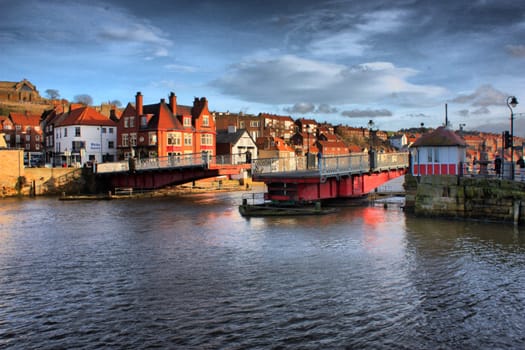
[513,200,521,225]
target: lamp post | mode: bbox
[367,119,374,151]
[306,124,310,169]
[507,96,519,180]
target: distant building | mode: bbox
[389,133,408,150]
[260,113,295,141]
[410,126,467,176]
[0,79,42,103]
[1,111,43,166]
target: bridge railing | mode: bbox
[253,152,410,178]
[373,152,410,171]
[320,153,370,176]
[95,153,209,174]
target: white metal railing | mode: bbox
[94,153,209,174]
[253,152,410,178]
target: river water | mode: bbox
[0,190,524,349]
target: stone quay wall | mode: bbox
[404,174,525,224]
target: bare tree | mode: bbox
[109,100,122,107]
[45,89,60,100]
[74,94,93,106]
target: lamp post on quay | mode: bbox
[306,124,311,169]
[507,96,519,180]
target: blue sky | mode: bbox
[1,0,524,135]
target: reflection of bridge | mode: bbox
[94,154,250,190]
[252,152,409,203]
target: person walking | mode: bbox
[517,156,525,181]
[494,154,502,177]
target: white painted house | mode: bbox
[54,106,117,166]
[216,126,257,164]
[410,126,467,176]
[389,133,408,150]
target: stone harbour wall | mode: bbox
[404,174,525,224]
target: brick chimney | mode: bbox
[136,92,143,117]
[169,92,177,115]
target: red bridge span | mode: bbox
[252,152,409,203]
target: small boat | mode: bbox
[238,201,337,217]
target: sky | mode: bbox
[1,0,524,135]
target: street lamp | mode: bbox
[507,96,519,180]
[368,119,374,151]
[306,124,310,168]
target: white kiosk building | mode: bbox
[410,126,467,176]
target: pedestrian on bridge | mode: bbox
[517,156,525,181]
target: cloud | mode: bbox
[284,103,315,114]
[1,0,173,59]
[284,102,338,114]
[164,63,199,73]
[506,45,525,58]
[472,106,490,115]
[211,55,446,106]
[450,84,507,107]
[341,109,393,118]
[459,109,469,117]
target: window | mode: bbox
[25,135,31,142]
[202,115,209,126]
[184,133,192,145]
[26,126,31,132]
[108,141,114,149]
[15,125,21,131]
[240,121,245,128]
[427,149,433,163]
[102,127,107,133]
[130,133,137,146]
[122,134,129,147]
[25,143,30,150]
[109,128,114,134]
[124,117,129,128]
[149,132,157,145]
[433,148,440,163]
[35,135,40,142]
[35,143,40,150]
[72,141,85,151]
[201,134,212,146]
[251,121,259,127]
[64,128,68,137]
[75,127,81,137]
[141,116,147,127]
[184,117,191,127]
[129,117,135,128]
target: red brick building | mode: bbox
[117,92,215,159]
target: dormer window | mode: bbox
[184,117,191,127]
[202,115,209,126]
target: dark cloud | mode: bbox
[341,109,393,118]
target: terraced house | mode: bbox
[117,92,215,160]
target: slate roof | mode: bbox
[411,126,467,147]
[216,129,249,145]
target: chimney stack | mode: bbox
[169,92,177,115]
[136,92,143,117]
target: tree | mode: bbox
[45,89,60,100]
[74,94,93,106]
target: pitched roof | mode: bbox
[56,106,116,127]
[411,127,467,147]
[9,112,41,126]
[216,129,250,145]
